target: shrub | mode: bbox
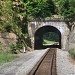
[0,51,18,65]
[68,48,75,59]
[10,43,23,54]
[10,44,17,54]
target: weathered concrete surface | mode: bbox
[0,49,49,75]
[28,19,69,50]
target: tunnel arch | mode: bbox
[34,25,61,49]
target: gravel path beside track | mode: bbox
[56,49,75,75]
[0,49,49,75]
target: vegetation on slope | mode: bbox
[53,0,75,31]
[0,0,56,51]
[0,0,56,65]
[0,51,18,65]
[0,0,75,62]
[54,0,75,58]
[68,48,75,59]
[0,42,18,65]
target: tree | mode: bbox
[54,0,75,50]
[62,0,75,31]
[12,0,56,50]
[53,0,75,31]
[22,0,56,19]
[0,0,13,32]
[0,0,56,51]
[0,0,30,51]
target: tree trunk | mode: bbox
[12,30,32,51]
[22,39,32,51]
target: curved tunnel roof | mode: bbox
[34,25,61,49]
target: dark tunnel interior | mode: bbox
[34,26,61,50]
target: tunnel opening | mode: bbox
[34,26,61,49]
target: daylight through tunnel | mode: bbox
[34,26,61,49]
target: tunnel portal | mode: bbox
[34,26,61,49]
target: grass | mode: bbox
[43,39,59,46]
[68,48,75,59]
[0,51,18,65]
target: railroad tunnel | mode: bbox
[34,26,61,49]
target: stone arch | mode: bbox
[34,22,64,34]
[34,25,61,49]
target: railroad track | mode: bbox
[28,48,56,75]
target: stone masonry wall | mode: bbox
[28,20,69,50]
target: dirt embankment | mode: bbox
[0,32,17,49]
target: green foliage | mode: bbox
[10,44,17,54]
[0,42,18,65]
[43,32,59,46]
[53,0,75,30]
[0,0,13,32]
[10,44,16,53]
[61,0,75,30]
[0,0,57,50]
[68,48,75,59]
[43,39,59,45]
[43,32,59,42]
[20,0,56,19]
[0,42,3,52]
[0,51,18,65]
[10,43,23,53]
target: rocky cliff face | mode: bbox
[0,32,17,49]
[69,27,75,50]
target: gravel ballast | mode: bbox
[56,49,75,75]
[0,49,49,75]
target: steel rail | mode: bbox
[28,48,56,75]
